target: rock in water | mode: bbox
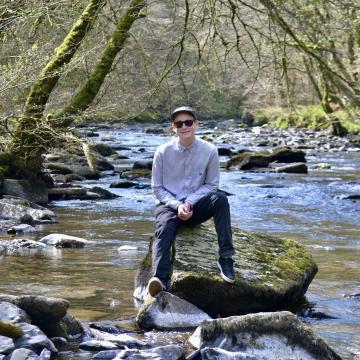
[136,292,211,330]
[39,234,93,248]
[189,311,341,360]
[134,224,317,317]
[114,345,184,360]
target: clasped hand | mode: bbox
[177,202,193,221]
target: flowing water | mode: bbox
[0,124,359,359]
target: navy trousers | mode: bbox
[152,191,235,286]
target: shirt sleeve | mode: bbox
[185,147,219,206]
[151,148,182,210]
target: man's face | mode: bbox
[172,112,197,144]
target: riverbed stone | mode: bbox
[0,240,46,256]
[0,302,30,324]
[14,322,57,353]
[0,335,14,354]
[226,147,306,171]
[114,345,184,360]
[6,224,37,234]
[274,162,308,174]
[92,349,122,359]
[87,328,146,348]
[89,186,119,199]
[90,144,117,157]
[6,348,40,360]
[39,348,51,360]
[120,169,151,180]
[39,234,93,248]
[15,296,69,337]
[79,340,119,351]
[2,179,48,204]
[136,292,211,330]
[134,223,317,317]
[189,311,341,360]
[0,196,56,223]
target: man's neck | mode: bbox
[179,137,196,147]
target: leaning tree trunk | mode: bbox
[54,0,145,127]
[7,0,106,176]
[11,0,106,154]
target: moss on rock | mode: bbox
[0,320,23,339]
[134,224,317,317]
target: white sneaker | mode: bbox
[147,277,164,297]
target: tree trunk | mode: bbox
[14,0,106,134]
[8,0,106,174]
[55,0,145,126]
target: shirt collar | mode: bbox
[176,137,198,152]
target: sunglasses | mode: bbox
[173,119,195,128]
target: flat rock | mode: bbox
[136,292,211,330]
[39,234,93,248]
[189,311,341,360]
[134,224,317,317]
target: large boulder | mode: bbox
[189,311,341,360]
[134,224,317,317]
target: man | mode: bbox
[147,106,235,297]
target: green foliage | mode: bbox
[254,105,360,134]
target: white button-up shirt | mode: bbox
[151,137,219,209]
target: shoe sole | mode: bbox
[147,278,163,297]
[217,261,235,283]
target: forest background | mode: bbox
[1,0,360,180]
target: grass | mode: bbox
[253,105,360,134]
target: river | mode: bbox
[0,123,359,359]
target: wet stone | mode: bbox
[87,327,146,348]
[14,323,57,353]
[6,348,40,360]
[0,302,30,324]
[92,349,122,359]
[136,292,211,330]
[189,311,341,360]
[79,340,119,351]
[39,348,51,360]
[6,224,37,234]
[0,335,15,354]
[39,234,93,248]
[113,345,184,360]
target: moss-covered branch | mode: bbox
[55,0,145,125]
[19,0,106,122]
